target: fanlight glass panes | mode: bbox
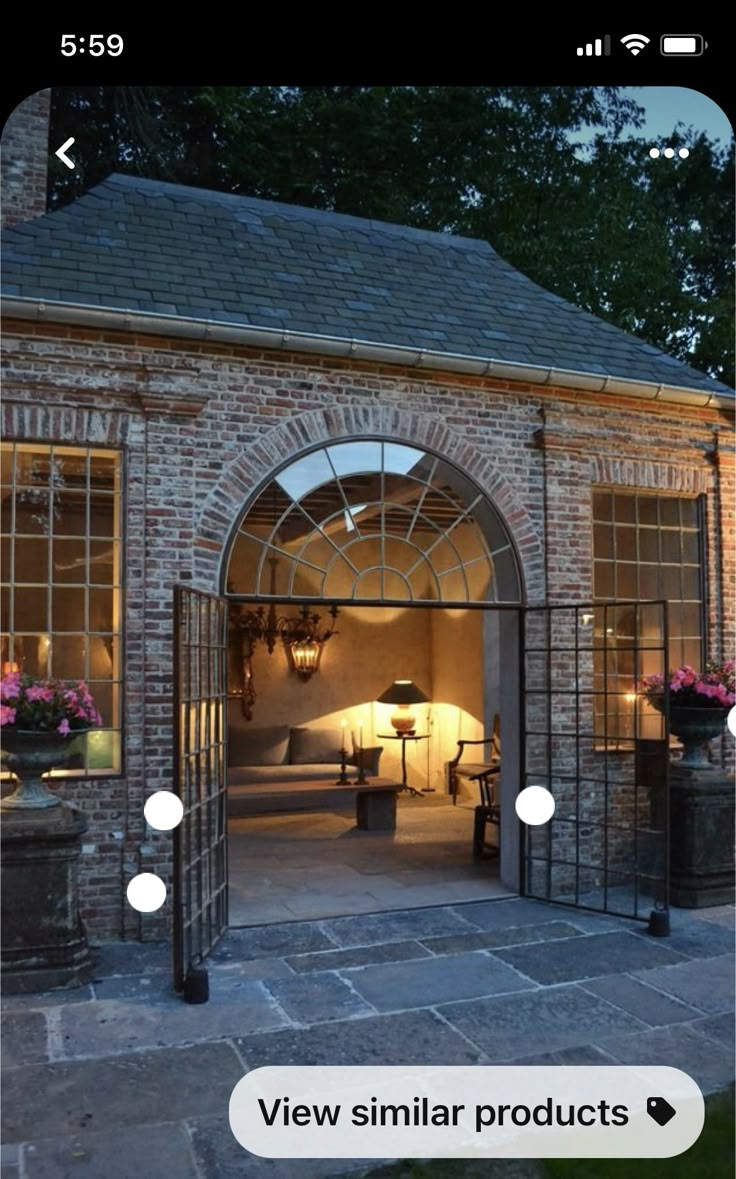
[227,441,521,604]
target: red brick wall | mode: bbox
[1,91,50,228]
[2,320,733,938]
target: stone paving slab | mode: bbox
[492,930,686,984]
[632,954,735,1014]
[56,986,287,1058]
[189,1113,371,1179]
[0,985,94,1012]
[344,952,534,1012]
[1,1042,243,1143]
[690,1013,736,1047]
[209,922,338,962]
[283,893,406,919]
[264,974,376,1024]
[322,907,475,948]
[580,974,701,1026]
[595,1023,736,1095]
[555,911,643,934]
[286,940,433,974]
[209,957,295,981]
[21,1122,199,1179]
[90,941,170,976]
[235,1010,484,1068]
[505,1045,618,1066]
[447,899,573,931]
[91,968,286,1005]
[0,1012,48,1067]
[696,906,735,929]
[632,919,735,959]
[419,921,582,955]
[436,985,648,1061]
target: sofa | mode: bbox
[227,725,383,786]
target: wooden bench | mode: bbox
[228,776,402,831]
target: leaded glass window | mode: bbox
[1,443,123,774]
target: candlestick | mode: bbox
[336,722,350,784]
[354,745,367,785]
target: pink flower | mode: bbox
[0,705,17,726]
[57,718,71,736]
[0,674,21,701]
[26,685,55,703]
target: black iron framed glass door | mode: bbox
[521,601,670,931]
[173,587,229,996]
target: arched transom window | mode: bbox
[226,441,521,604]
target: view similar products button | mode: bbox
[229,1065,704,1159]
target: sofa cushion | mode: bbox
[228,763,355,786]
[228,725,290,766]
[289,727,344,765]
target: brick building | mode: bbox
[1,94,733,961]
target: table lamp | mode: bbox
[376,680,429,735]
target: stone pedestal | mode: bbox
[1,804,93,993]
[669,764,735,908]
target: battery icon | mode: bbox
[660,35,707,55]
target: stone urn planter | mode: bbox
[668,707,729,769]
[1,729,83,809]
[667,707,733,907]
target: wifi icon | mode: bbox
[621,33,651,55]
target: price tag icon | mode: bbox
[647,1097,677,1127]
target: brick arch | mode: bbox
[194,403,545,603]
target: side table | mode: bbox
[377,733,430,796]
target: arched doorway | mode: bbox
[219,438,525,923]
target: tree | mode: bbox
[48,86,734,386]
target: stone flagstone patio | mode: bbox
[1,897,733,1178]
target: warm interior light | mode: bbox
[376,679,430,735]
[1,661,19,675]
[389,704,417,733]
[288,638,322,680]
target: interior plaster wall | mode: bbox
[428,608,485,791]
[229,604,492,791]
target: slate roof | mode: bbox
[2,172,732,396]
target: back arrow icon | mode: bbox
[55,138,76,170]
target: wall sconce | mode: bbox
[580,612,595,628]
[231,587,339,717]
[282,606,339,681]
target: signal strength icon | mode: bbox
[576,36,611,56]
[621,33,651,55]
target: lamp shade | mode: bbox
[376,680,430,706]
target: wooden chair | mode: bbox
[447,714,501,803]
[470,763,501,860]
